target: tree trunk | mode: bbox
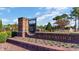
[78,17,79,31]
[60,26,64,32]
[75,17,77,32]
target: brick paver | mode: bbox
[0,43,28,51]
[7,37,79,51]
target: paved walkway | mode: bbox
[1,37,79,51]
[0,43,28,51]
[7,37,79,51]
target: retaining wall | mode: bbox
[12,32,79,43]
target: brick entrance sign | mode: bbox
[18,17,36,37]
[18,17,29,37]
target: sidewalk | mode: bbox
[7,37,79,51]
[0,43,28,51]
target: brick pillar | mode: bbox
[18,17,29,37]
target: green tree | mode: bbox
[71,7,79,31]
[37,25,44,31]
[61,14,68,19]
[53,16,62,20]
[5,24,11,31]
[45,22,52,31]
[12,23,18,31]
[53,14,70,30]
[0,19,2,31]
[55,19,70,30]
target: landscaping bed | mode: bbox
[7,37,79,51]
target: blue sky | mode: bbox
[0,7,74,26]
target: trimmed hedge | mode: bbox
[12,31,17,37]
[0,31,11,43]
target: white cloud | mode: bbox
[0,7,11,16]
[36,12,57,26]
[36,7,72,26]
[0,8,7,15]
[36,10,61,22]
[53,7,68,11]
[39,7,68,11]
[0,8,7,10]
[2,18,18,25]
[34,12,41,17]
[37,7,68,17]
[13,18,18,24]
[2,18,9,25]
[39,7,53,10]
[44,7,54,10]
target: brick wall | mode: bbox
[18,17,29,37]
[29,32,79,44]
[13,32,79,44]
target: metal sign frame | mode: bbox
[29,18,36,33]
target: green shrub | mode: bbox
[12,31,17,37]
[0,32,8,43]
[6,31,12,38]
[0,31,11,43]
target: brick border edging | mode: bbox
[7,38,64,51]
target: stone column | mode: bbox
[18,17,29,37]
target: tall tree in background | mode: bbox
[0,19,2,31]
[5,24,11,31]
[12,23,18,31]
[45,22,52,31]
[53,16,62,20]
[61,14,68,19]
[71,7,79,31]
[54,19,70,30]
[53,14,70,30]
